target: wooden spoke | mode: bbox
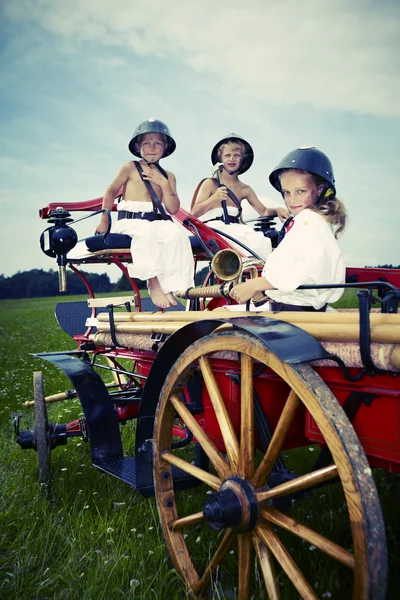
[252,534,280,600]
[238,533,253,599]
[198,355,240,469]
[161,450,221,490]
[252,389,300,488]
[170,394,232,480]
[169,511,204,531]
[239,355,254,478]
[194,529,236,596]
[154,331,387,600]
[256,464,339,502]
[261,506,355,569]
[256,521,318,599]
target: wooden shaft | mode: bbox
[175,283,233,299]
[24,382,118,407]
[95,320,400,343]
[96,309,400,326]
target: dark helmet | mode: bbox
[211,134,254,175]
[128,117,176,158]
[269,146,336,199]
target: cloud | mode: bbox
[95,57,126,68]
[3,0,400,118]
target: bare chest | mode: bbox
[124,171,162,203]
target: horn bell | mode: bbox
[211,249,243,281]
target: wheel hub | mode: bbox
[203,477,259,532]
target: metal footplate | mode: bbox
[93,456,201,497]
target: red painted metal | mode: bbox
[346,266,400,287]
[39,194,400,473]
[307,366,400,472]
[88,341,400,473]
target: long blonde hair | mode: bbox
[280,169,347,238]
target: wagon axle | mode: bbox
[204,477,259,532]
[13,414,84,451]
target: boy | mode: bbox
[96,118,194,309]
[190,134,289,260]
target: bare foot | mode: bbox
[148,277,172,309]
[165,292,178,307]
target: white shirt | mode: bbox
[263,209,345,309]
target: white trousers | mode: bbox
[113,205,194,294]
[200,208,272,261]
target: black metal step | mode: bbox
[93,456,201,497]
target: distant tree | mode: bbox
[195,266,210,286]
[365,264,400,269]
[0,269,113,299]
[113,275,146,291]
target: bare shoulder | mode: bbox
[200,178,218,191]
[239,182,255,198]
[163,168,176,181]
[121,160,137,175]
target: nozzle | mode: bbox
[58,265,67,292]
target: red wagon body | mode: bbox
[14,196,400,599]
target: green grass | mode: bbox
[0,293,399,599]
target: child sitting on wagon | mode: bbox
[96,118,194,309]
[228,146,347,312]
[190,134,289,260]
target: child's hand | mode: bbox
[141,164,164,186]
[276,206,290,222]
[229,279,264,304]
[95,215,109,235]
[95,222,108,235]
[212,186,228,204]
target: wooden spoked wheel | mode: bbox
[33,371,51,485]
[153,331,387,599]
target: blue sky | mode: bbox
[1,0,399,281]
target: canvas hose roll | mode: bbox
[95,318,400,344]
[96,310,400,326]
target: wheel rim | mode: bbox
[153,331,387,599]
[33,371,51,485]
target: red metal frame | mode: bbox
[39,196,400,474]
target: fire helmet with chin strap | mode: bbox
[269,146,336,199]
[128,118,176,158]
[211,134,254,175]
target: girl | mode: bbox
[229,146,347,311]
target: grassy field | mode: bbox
[0,293,399,599]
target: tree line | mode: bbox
[1,265,397,301]
[0,269,114,299]
[0,267,210,300]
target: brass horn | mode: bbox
[211,248,263,283]
[175,249,264,300]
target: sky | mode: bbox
[1,0,399,282]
